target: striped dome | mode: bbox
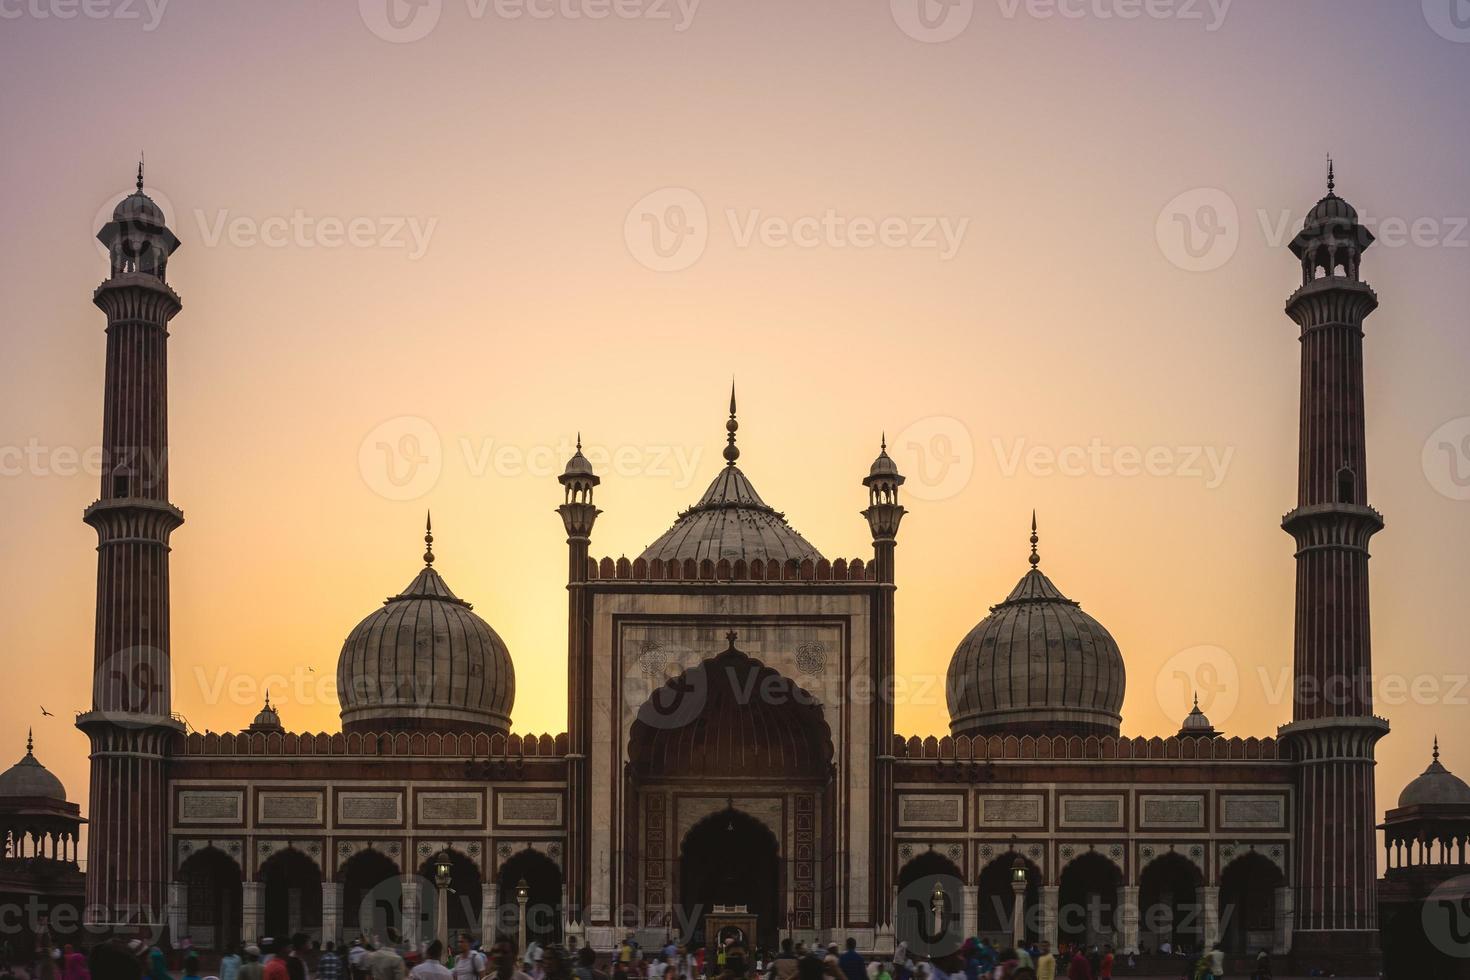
[639,465,822,565]
[947,559,1125,739]
[336,559,514,735]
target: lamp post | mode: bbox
[434,852,453,950]
[516,878,530,955]
[1010,855,1028,948]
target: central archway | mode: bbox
[679,808,781,951]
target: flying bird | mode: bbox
[39,707,53,717]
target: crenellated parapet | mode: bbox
[181,729,568,758]
[586,555,875,582]
[891,732,1281,762]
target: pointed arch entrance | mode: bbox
[179,847,243,951]
[497,848,563,945]
[260,848,323,941]
[627,638,835,947]
[679,808,781,949]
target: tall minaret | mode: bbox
[75,163,186,936]
[558,434,600,939]
[862,435,905,932]
[1278,161,1388,974]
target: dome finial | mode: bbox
[723,379,740,466]
[1029,510,1040,569]
[1193,691,1200,711]
[881,431,887,453]
[263,689,272,710]
[576,431,582,452]
[1434,735,1440,764]
[1326,154,1335,195]
[25,729,33,757]
[423,511,435,566]
[136,153,145,193]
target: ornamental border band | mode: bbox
[4,163,1468,980]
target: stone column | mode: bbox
[167,881,187,947]
[1274,886,1294,954]
[401,874,422,950]
[481,883,499,942]
[1200,886,1220,949]
[242,883,264,944]
[322,881,344,948]
[1039,886,1059,950]
[1119,885,1140,955]
[961,885,979,942]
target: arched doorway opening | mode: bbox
[1138,853,1203,956]
[1057,853,1121,949]
[976,852,1041,945]
[417,851,484,941]
[260,848,323,942]
[628,639,835,947]
[895,851,965,955]
[179,847,243,952]
[340,849,402,943]
[679,808,781,951]
[1218,853,1284,956]
[497,848,564,946]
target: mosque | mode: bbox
[7,163,1463,977]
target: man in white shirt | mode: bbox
[452,935,487,980]
[411,941,454,980]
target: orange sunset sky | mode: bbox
[2,0,1469,846]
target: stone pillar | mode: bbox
[167,881,187,947]
[959,885,978,941]
[1274,886,1294,955]
[1200,886,1220,949]
[481,883,499,942]
[322,881,344,948]
[401,874,422,950]
[1119,885,1140,955]
[242,883,264,944]
[1039,886,1059,950]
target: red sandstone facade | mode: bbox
[74,168,1402,975]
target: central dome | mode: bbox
[336,519,515,735]
[947,521,1125,738]
[639,389,822,564]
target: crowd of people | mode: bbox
[0,930,1274,980]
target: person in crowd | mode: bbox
[318,942,343,980]
[1095,945,1112,980]
[1064,948,1091,980]
[366,943,407,980]
[410,941,452,980]
[219,944,243,980]
[490,939,534,980]
[834,941,864,980]
[239,945,266,980]
[451,935,486,980]
[182,954,204,980]
[1032,941,1055,980]
[1251,948,1272,980]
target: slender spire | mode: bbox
[1028,510,1040,569]
[723,380,740,466]
[881,432,887,453]
[263,689,272,710]
[136,154,144,193]
[423,511,435,566]
[1434,735,1440,764]
[25,728,33,756]
[1193,691,1200,711]
[1326,154,1335,195]
[576,431,582,453]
